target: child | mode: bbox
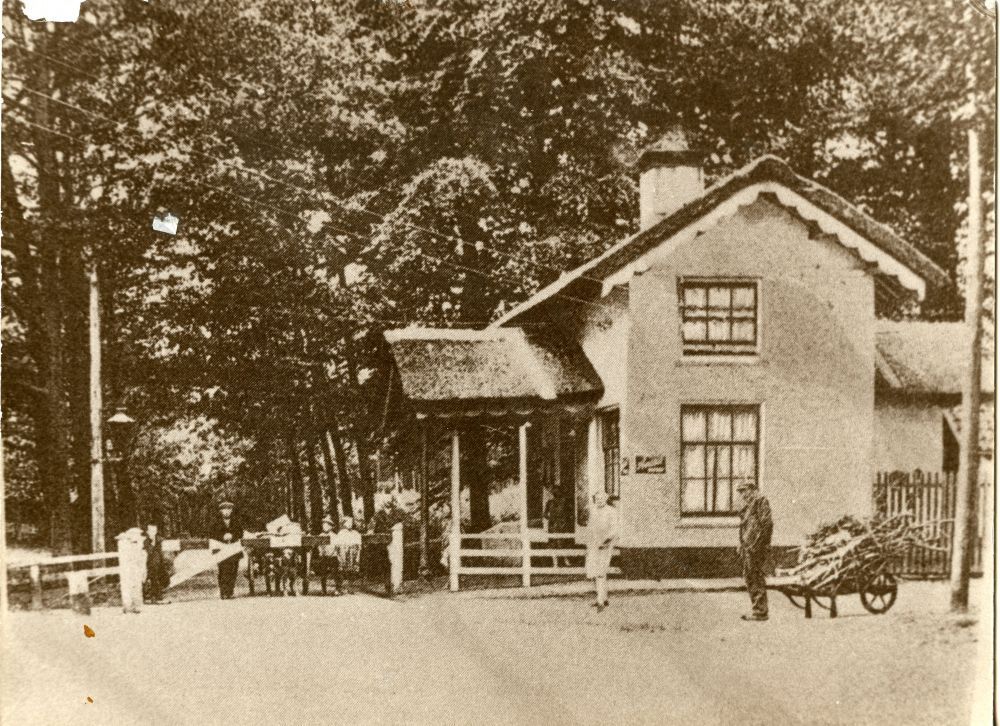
[276,548,298,596]
[585,493,620,611]
[117,528,148,614]
[315,516,342,595]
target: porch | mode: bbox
[382,326,617,590]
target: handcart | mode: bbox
[769,564,898,619]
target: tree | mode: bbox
[3,0,992,550]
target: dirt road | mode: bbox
[2,581,986,725]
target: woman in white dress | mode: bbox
[585,492,619,611]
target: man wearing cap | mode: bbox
[736,480,773,621]
[209,500,243,599]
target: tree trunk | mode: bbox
[305,433,325,534]
[285,432,306,525]
[30,33,74,554]
[335,272,376,524]
[328,418,354,519]
[355,439,376,528]
[319,428,341,528]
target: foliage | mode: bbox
[1,0,994,550]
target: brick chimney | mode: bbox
[637,128,704,231]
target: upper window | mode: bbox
[601,409,620,497]
[679,280,758,355]
[681,405,759,516]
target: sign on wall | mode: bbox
[635,456,666,474]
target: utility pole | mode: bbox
[89,266,106,553]
[949,127,986,612]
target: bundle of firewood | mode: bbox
[790,514,924,589]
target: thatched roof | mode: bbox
[494,156,950,328]
[876,321,995,396]
[384,327,602,408]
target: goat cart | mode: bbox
[768,565,898,619]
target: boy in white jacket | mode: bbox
[585,493,620,611]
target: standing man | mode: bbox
[210,500,243,600]
[143,520,169,604]
[736,480,773,622]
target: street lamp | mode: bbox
[106,407,139,529]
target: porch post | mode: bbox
[552,414,562,528]
[449,429,461,592]
[418,418,430,581]
[519,421,531,587]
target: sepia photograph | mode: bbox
[0,0,996,724]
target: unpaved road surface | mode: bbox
[2,580,988,725]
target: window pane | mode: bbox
[732,285,755,309]
[714,447,731,477]
[719,478,734,512]
[682,410,706,441]
[683,445,705,478]
[708,411,732,441]
[683,286,706,308]
[602,412,619,449]
[707,286,731,309]
[732,321,755,342]
[733,445,756,478]
[682,479,706,512]
[707,318,730,341]
[733,411,758,441]
[683,320,707,342]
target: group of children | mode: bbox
[313,515,363,596]
[264,514,364,596]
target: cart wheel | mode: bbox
[860,572,897,614]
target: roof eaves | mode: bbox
[492,155,949,327]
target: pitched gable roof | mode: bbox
[493,156,950,328]
[876,321,995,396]
[383,326,602,408]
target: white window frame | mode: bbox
[678,278,761,357]
[680,404,760,517]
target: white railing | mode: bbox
[8,551,121,613]
[449,529,620,590]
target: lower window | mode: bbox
[680,405,759,515]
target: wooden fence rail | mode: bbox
[874,470,991,579]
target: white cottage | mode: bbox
[382,137,979,583]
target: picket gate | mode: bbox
[873,470,991,578]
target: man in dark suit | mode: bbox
[737,480,773,621]
[143,521,170,603]
[209,500,243,599]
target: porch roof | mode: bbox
[384,326,602,410]
[876,321,995,396]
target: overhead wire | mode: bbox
[8,26,623,292]
[12,79,625,321]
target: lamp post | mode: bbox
[106,407,139,531]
